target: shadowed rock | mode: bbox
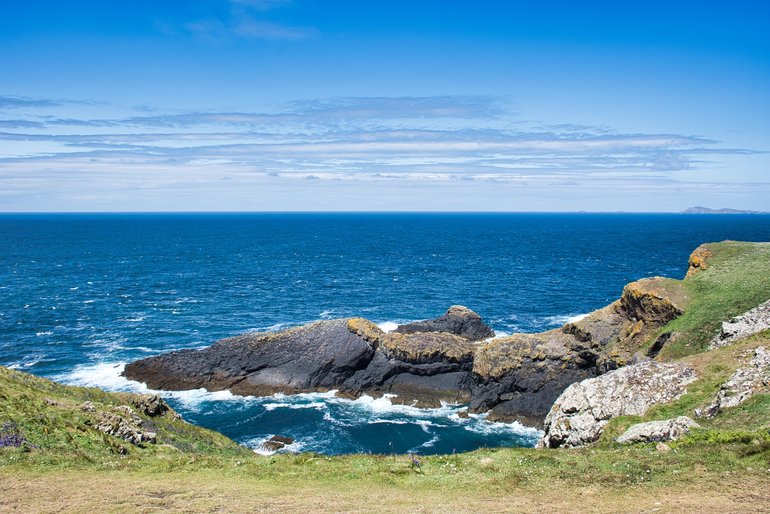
[469,277,689,427]
[394,305,494,341]
[124,317,478,407]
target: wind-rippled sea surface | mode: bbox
[2,213,769,454]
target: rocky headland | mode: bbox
[124,252,695,428]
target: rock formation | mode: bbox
[709,300,770,350]
[698,346,770,417]
[124,250,700,428]
[616,416,700,444]
[469,277,687,426]
[124,309,484,407]
[90,398,169,446]
[536,361,697,448]
[125,269,691,427]
[394,305,494,341]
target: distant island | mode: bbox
[682,206,766,214]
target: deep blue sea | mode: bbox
[2,213,770,455]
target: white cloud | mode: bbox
[0,94,766,211]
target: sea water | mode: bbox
[2,213,769,454]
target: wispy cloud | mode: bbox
[0,95,60,109]
[0,93,765,211]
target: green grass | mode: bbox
[656,241,770,359]
[0,366,252,470]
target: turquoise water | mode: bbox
[2,213,769,454]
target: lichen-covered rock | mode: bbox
[131,394,169,417]
[394,305,494,341]
[94,409,157,445]
[698,346,770,417]
[380,331,475,365]
[536,361,697,448]
[616,416,700,444]
[686,244,713,277]
[709,300,770,350]
[470,328,602,427]
[620,278,687,324]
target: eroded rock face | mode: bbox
[536,361,697,448]
[394,305,494,341]
[469,280,687,427]
[686,244,714,277]
[699,346,770,417]
[616,416,700,444]
[709,300,770,350]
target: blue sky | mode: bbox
[0,1,768,211]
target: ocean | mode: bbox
[2,213,769,455]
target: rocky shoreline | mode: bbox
[124,254,694,429]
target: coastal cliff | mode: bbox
[123,241,770,428]
[123,248,703,428]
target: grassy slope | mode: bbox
[656,241,770,359]
[1,240,769,512]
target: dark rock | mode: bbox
[131,394,169,417]
[124,317,476,407]
[260,435,295,452]
[470,278,689,426]
[394,305,494,341]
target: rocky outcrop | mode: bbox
[125,316,477,407]
[698,346,770,417]
[536,361,697,448]
[394,305,494,341]
[709,300,770,350]
[469,277,688,426]
[686,244,714,277]
[260,435,295,452]
[94,405,157,445]
[616,416,700,444]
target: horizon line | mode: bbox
[1,210,768,215]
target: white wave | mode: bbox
[247,436,306,456]
[58,362,149,393]
[263,401,326,412]
[318,310,334,319]
[35,331,53,336]
[376,321,399,333]
[271,390,339,401]
[119,316,145,323]
[331,393,459,419]
[83,299,95,304]
[462,413,542,439]
[412,434,440,451]
[483,330,511,342]
[541,313,589,327]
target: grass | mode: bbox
[656,241,770,359]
